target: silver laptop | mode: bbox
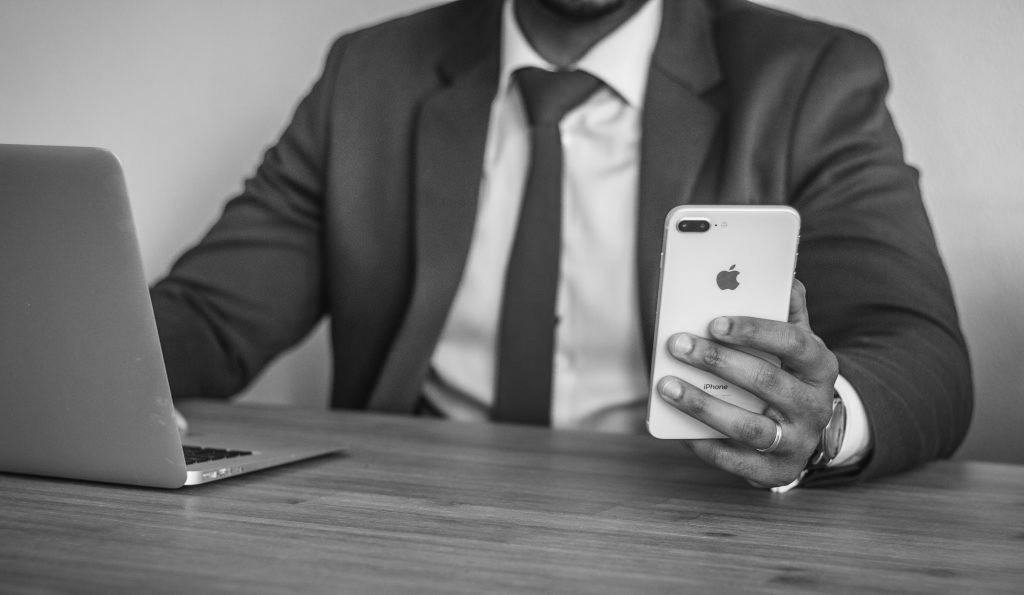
[0,144,342,488]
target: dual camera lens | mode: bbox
[677,219,711,233]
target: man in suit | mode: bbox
[151,0,972,489]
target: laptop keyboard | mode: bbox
[182,445,253,465]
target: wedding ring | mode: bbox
[756,420,783,454]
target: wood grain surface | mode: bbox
[1,400,1021,594]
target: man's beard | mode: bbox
[535,0,629,21]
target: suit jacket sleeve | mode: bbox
[787,33,973,483]
[150,40,346,399]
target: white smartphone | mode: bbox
[647,205,801,439]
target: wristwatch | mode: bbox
[770,392,847,493]
[807,393,847,471]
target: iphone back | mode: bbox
[647,205,800,439]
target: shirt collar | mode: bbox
[498,0,663,108]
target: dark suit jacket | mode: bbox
[151,0,973,483]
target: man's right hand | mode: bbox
[173,408,189,438]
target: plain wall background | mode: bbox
[1,0,1021,463]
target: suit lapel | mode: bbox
[369,2,502,413]
[637,0,723,365]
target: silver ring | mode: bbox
[756,421,783,454]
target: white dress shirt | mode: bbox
[422,0,869,466]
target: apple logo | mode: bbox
[716,265,740,290]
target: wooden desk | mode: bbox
[1,401,1021,593]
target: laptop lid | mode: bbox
[0,144,340,488]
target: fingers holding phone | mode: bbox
[645,205,842,487]
[656,296,839,486]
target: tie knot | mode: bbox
[513,67,603,126]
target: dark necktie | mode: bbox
[492,67,603,425]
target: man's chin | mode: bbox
[535,0,629,22]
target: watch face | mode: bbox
[823,398,847,461]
